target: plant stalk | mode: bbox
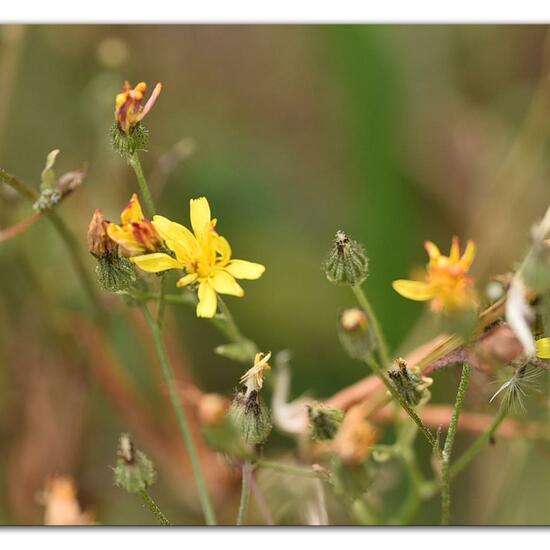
[129,152,156,218]
[236,461,253,525]
[139,489,171,526]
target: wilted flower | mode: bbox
[88,209,118,258]
[131,197,265,318]
[229,352,273,445]
[42,475,94,526]
[106,193,163,256]
[393,237,477,313]
[115,81,162,134]
[331,404,379,466]
[323,230,369,287]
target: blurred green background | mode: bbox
[1,24,550,525]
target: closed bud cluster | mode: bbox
[87,210,136,292]
[228,352,273,446]
[324,230,369,287]
[112,433,156,494]
[388,358,432,407]
[307,403,344,441]
[338,307,377,359]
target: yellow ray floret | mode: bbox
[115,81,162,134]
[392,236,477,313]
[131,196,266,318]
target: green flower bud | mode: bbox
[388,358,432,407]
[323,230,369,287]
[113,433,156,494]
[110,122,149,158]
[229,389,272,446]
[338,308,377,360]
[307,402,344,441]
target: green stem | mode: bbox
[139,489,171,526]
[216,295,257,362]
[352,285,392,369]
[441,363,471,525]
[236,461,252,525]
[157,273,168,329]
[366,356,436,448]
[139,303,217,525]
[0,168,101,312]
[129,152,156,218]
[351,499,379,525]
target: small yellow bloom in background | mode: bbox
[392,236,477,313]
[535,337,550,359]
[106,193,162,255]
[115,80,162,134]
[132,196,266,318]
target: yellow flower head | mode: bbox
[115,81,162,134]
[392,236,477,313]
[535,337,550,359]
[132,196,266,318]
[106,193,163,255]
[240,352,272,395]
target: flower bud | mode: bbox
[338,307,377,359]
[307,402,344,441]
[113,433,156,493]
[110,121,149,157]
[323,230,369,287]
[388,357,432,407]
[229,390,272,446]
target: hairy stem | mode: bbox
[139,489,171,526]
[236,461,253,525]
[139,303,217,525]
[129,152,156,218]
[441,363,471,525]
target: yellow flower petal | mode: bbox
[121,193,144,225]
[459,240,477,270]
[212,270,244,297]
[449,236,460,263]
[424,241,440,261]
[190,197,211,241]
[152,215,199,261]
[215,235,232,264]
[131,253,183,272]
[176,272,198,288]
[536,337,550,359]
[197,280,217,318]
[225,260,266,280]
[392,279,436,301]
[106,223,142,254]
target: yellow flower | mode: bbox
[240,352,272,396]
[535,337,550,359]
[115,81,162,134]
[392,236,477,313]
[132,197,266,318]
[106,193,162,255]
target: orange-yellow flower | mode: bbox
[106,193,162,255]
[392,237,477,313]
[115,81,162,134]
[132,197,266,318]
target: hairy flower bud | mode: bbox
[113,433,156,494]
[307,403,344,441]
[229,390,272,446]
[324,230,369,287]
[388,358,432,407]
[338,307,377,359]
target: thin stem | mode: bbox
[139,489,171,526]
[441,363,471,525]
[157,273,168,329]
[216,295,256,362]
[236,461,252,525]
[366,356,436,448]
[139,303,217,525]
[249,472,275,525]
[352,285,392,369]
[0,168,101,312]
[129,152,156,218]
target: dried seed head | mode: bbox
[323,230,369,287]
[307,403,344,441]
[113,433,156,494]
[388,357,432,407]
